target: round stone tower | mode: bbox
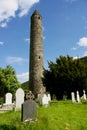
[29,10,44,96]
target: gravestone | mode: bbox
[83,90,86,100]
[21,100,37,122]
[21,91,37,122]
[5,93,12,104]
[71,92,76,103]
[76,91,80,103]
[38,93,50,106]
[48,94,51,102]
[42,94,49,106]
[16,88,24,109]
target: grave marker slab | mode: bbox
[76,91,80,103]
[21,100,37,122]
[71,92,76,103]
[16,88,24,109]
[48,94,51,102]
[5,93,12,104]
[83,90,86,100]
[38,93,50,106]
[42,94,49,106]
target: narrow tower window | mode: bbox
[38,56,40,59]
[38,16,41,19]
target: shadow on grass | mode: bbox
[0,124,17,130]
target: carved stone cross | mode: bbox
[26,91,34,100]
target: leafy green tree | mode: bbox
[43,55,87,99]
[21,81,29,92]
[0,65,21,97]
[0,68,7,97]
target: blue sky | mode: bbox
[0,0,87,83]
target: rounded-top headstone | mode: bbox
[5,92,12,104]
[16,88,24,109]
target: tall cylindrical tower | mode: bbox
[29,10,44,96]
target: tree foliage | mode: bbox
[0,65,21,97]
[21,81,29,92]
[43,55,87,99]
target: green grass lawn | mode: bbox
[0,100,87,130]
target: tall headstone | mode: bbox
[83,90,86,100]
[76,91,80,103]
[16,88,24,109]
[47,94,51,102]
[29,10,45,96]
[71,92,76,103]
[5,93,12,104]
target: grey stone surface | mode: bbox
[29,10,45,96]
[21,100,37,122]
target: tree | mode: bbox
[0,65,21,97]
[21,81,29,92]
[0,68,7,97]
[43,55,87,99]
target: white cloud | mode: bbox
[18,0,39,17]
[17,72,29,83]
[77,37,87,47]
[0,41,4,45]
[0,0,40,27]
[6,56,28,64]
[0,0,18,22]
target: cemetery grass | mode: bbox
[0,100,87,130]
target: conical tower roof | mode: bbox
[31,9,41,17]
